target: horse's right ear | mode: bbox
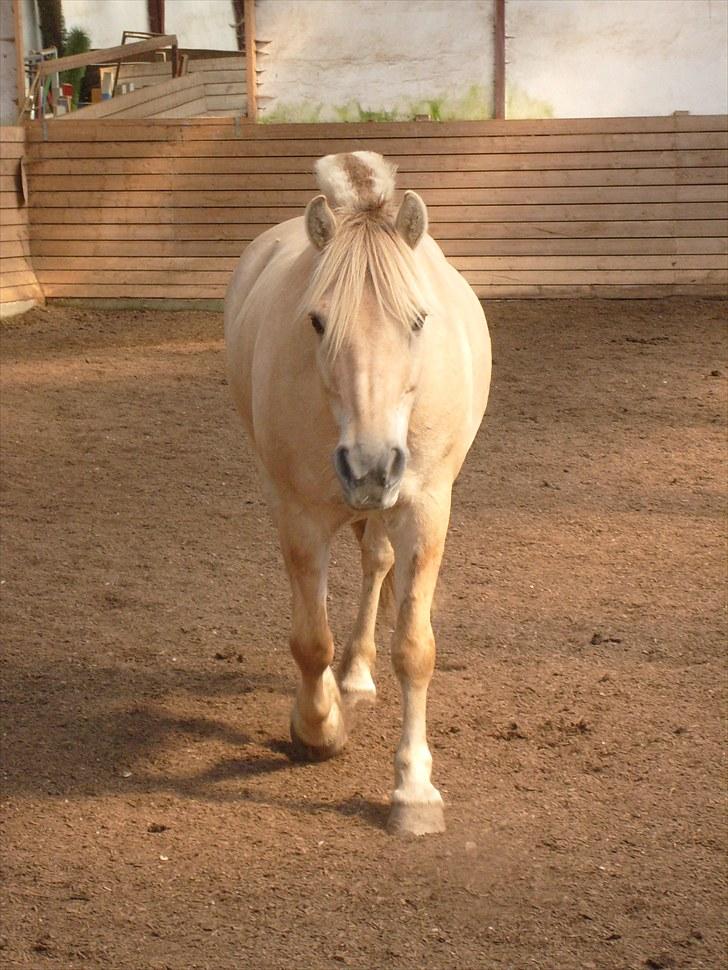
[305,195,337,250]
[395,191,428,249]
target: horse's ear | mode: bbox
[395,190,428,249]
[305,194,337,250]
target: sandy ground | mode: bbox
[0,298,726,970]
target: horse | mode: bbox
[224,151,491,835]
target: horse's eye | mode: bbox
[310,313,325,336]
[413,312,427,332]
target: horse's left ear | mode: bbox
[395,191,428,249]
[305,194,337,250]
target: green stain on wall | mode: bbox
[506,86,554,119]
[260,86,492,124]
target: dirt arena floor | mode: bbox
[1,298,725,970]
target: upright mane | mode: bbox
[302,151,433,358]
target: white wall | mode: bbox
[7,0,727,123]
[507,0,728,118]
[255,0,494,122]
[165,0,237,50]
[0,0,17,125]
[61,0,149,48]
[61,0,237,51]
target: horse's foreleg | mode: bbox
[338,518,394,699]
[386,489,451,835]
[278,508,346,761]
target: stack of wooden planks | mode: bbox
[62,56,247,121]
[0,127,43,313]
[21,115,728,303]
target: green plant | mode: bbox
[60,27,92,107]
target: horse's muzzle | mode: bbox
[334,444,406,510]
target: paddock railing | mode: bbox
[7,115,728,307]
[0,127,43,315]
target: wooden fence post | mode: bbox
[13,0,25,116]
[493,0,506,120]
[244,0,257,121]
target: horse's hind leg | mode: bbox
[338,518,394,700]
[278,504,346,761]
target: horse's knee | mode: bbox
[365,545,394,578]
[290,634,334,677]
[391,626,435,685]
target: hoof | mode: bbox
[289,715,346,763]
[387,801,446,837]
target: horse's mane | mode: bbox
[302,152,433,359]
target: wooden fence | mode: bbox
[0,127,43,314]
[12,115,728,304]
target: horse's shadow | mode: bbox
[2,653,388,830]
[134,734,389,830]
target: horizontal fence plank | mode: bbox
[28,213,725,241]
[25,144,728,173]
[27,115,728,140]
[31,255,728,274]
[34,267,727,286]
[27,236,728,258]
[22,166,728,190]
[24,182,727,206]
[26,201,728,222]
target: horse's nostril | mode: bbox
[389,446,406,482]
[334,446,355,487]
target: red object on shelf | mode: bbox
[61,83,74,97]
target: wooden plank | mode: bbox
[153,99,210,119]
[0,127,25,142]
[472,283,728,298]
[38,280,728,301]
[188,57,246,74]
[25,195,728,225]
[23,114,728,140]
[24,143,727,173]
[0,240,30,257]
[0,283,43,302]
[0,257,33,273]
[1,190,24,208]
[60,74,201,120]
[24,127,728,154]
[24,183,726,207]
[36,270,231,284]
[32,254,728,274]
[27,208,725,239]
[28,209,725,242]
[244,0,257,121]
[38,283,229,298]
[33,267,728,287]
[493,0,505,120]
[37,35,179,78]
[0,143,25,162]
[23,164,728,190]
[461,269,728,284]
[28,236,728,258]
[0,209,26,225]
[0,224,30,244]
[2,270,44,287]
[13,0,25,115]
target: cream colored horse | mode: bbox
[224,151,491,835]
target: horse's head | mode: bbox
[302,153,431,511]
